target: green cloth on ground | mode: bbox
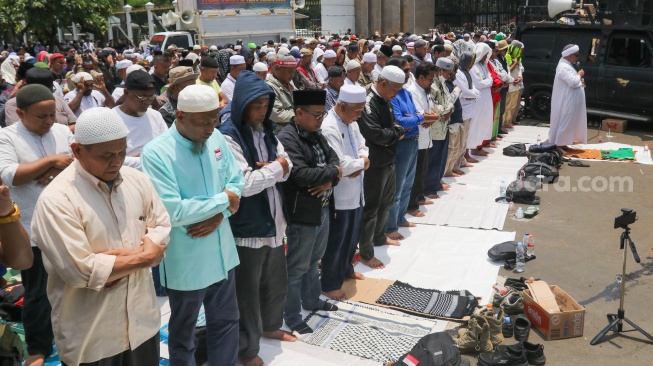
[601,148,635,160]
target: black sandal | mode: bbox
[568,160,590,167]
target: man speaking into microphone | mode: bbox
[549,44,587,146]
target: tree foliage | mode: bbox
[0,0,120,45]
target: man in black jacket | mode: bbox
[357,65,406,270]
[277,90,342,334]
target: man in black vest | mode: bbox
[219,71,294,366]
[277,89,342,335]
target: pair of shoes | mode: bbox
[501,292,525,316]
[492,286,518,308]
[495,341,546,365]
[524,206,539,218]
[477,346,529,366]
[456,317,493,353]
[514,314,531,342]
[475,309,505,348]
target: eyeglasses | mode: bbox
[131,91,156,102]
[300,108,328,120]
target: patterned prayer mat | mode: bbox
[299,301,439,364]
[376,281,478,319]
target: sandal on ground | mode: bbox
[568,160,589,167]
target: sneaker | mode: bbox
[496,341,546,365]
[492,286,518,308]
[477,346,528,366]
[513,314,531,342]
[501,292,524,315]
[307,300,339,312]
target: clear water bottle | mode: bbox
[502,316,513,338]
[515,207,524,219]
[515,242,526,273]
[527,234,535,256]
[499,180,507,197]
[536,134,541,144]
[522,232,530,244]
[508,201,515,211]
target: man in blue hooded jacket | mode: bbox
[219,71,295,366]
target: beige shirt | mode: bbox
[31,161,171,365]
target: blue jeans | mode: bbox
[284,206,330,327]
[386,138,418,233]
[425,134,450,195]
[167,270,239,366]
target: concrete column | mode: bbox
[72,22,78,41]
[370,0,382,35]
[382,0,401,34]
[354,0,369,36]
[107,18,113,41]
[414,0,436,34]
[146,2,155,39]
[124,5,133,43]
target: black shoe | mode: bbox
[514,314,531,342]
[499,129,510,135]
[289,321,313,335]
[310,300,339,312]
[477,346,528,366]
[496,341,546,366]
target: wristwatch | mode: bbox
[0,203,20,224]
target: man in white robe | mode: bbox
[468,43,493,157]
[549,44,587,146]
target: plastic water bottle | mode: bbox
[527,234,535,256]
[644,144,650,157]
[502,316,513,338]
[520,170,526,188]
[598,132,603,143]
[515,207,524,219]
[522,232,530,245]
[499,180,507,197]
[508,202,515,211]
[515,242,526,273]
[536,134,541,144]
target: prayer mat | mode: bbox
[299,301,438,364]
[376,281,478,319]
[602,148,636,160]
[563,148,603,160]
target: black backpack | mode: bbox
[528,142,557,153]
[488,241,518,261]
[504,176,541,205]
[528,150,563,169]
[520,162,559,183]
[0,283,23,322]
[503,143,527,157]
[393,332,470,366]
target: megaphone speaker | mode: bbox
[548,0,577,18]
[181,10,195,25]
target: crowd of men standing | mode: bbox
[0,29,535,366]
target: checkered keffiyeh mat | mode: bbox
[376,281,478,319]
[299,301,437,363]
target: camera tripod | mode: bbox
[590,225,653,345]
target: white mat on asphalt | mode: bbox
[356,225,515,306]
[568,142,653,165]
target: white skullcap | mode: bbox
[407,42,415,48]
[234,45,242,50]
[267,49,276,55]
[260,46,268,53]
[338,84,367,104]
[75,108,128,145]
[374,41,383,46]
[490,31,497,35]
[277,48,290,56]
[133,53,141,60]
[73,72,93,83]
[253,62,268,72]
[178,85,220,113]
[342,41,350,47]
[314,48,324,59]
[291,46,300,52]
[281,43,289,48]
[436,57,455,71]
[392,45,402,52]
[372,45,381,52]
[562,44,579,57]
[483,31,489,35]
[116,60,133,70]
[230,55,245,65]
[345,60,361,71]
[362,52,377,63]
[185,53,199,63]
[464,33,470,37]
[368,40,374,46]
[444,40,452,45]
[126,64,145,76]
[380,65,405,84]
[209,45,218,51]
[193,44,201,50]
[324,50,337,59]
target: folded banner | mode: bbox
[376,281,478,319]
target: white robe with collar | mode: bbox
[548,58,587,146]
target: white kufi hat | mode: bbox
[75,108,128,145]
[178,85,220,113]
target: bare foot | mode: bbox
[426,194,440,199]
[25,355,45,366]
[407,209,425,217]
[462,163,475,167]
[398,221,416,227]
[241,355,266,366]
[348,272,365,280]
[505,124,514,129]
[448,172,461,177]
[453,169,466,175]
[263,329,297,342]
[418,199,434,205]
[464,153,479,163]
[322,289,347,301]
[361,257,386,269]
[488,143,498,148]
[441,182,451,190]
[386,231,405,240]
[471,149,488,156]
[385,237,401,246]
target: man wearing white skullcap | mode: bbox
[359,52,376,89]
[0,84,75,366]
[549,44,587,146]
[111,59,134,102]
[320,84,369,300]
[344,60,361,86]
[357,65,406,270]
[252,62,268,80]
[64,71,115,117]
[219,55,247,103]
[141,84,244,366]
[31,107,170,366]
[314,49,337,84]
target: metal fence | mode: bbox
[433,0,548,33]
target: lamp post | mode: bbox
[172,0,181,30]
[145,2,155,39]
[107,17,113,41]
[124,4,133,43]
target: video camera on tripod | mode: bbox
[614,208,636,229]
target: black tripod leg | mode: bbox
[622,318,653,342]
[591,317,622,345]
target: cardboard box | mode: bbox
[602,118,627,133]
[523,285,586,340]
